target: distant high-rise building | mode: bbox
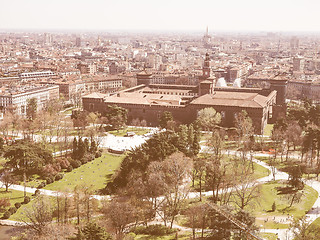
[290,36,299,49]
[76,37,81,47]
[44,33,52,44]
[293,56,304,72]
[97,36,102,46]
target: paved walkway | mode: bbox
[3,133,320,240]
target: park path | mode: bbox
[2,135,320,239]
[0,182,110,201]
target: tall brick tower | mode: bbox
[202,53,210,79]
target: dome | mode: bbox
[233,78,241,88]
[216,77,227,87]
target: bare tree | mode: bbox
[186,203,210,239]
[103,198,135,239]
[0,169,16,192]
[194,157,206,201]
[22,195,53,235]
[160,152,192,228]
[232,175,260,210]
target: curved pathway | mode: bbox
[2,135,320,240]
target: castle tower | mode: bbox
[136,66,152,86]
[269,78,288,121]
[202,53,211,79]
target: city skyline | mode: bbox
[1,0,320,33]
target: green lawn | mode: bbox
[134,233,191,240]
[252,162,270,179]
[108,127,150,137]
[264,124,274,137]
[251,181,318,229]
[43,153,124,193]
[0,188,32,210]
[259,232,278,240]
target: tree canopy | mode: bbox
[106,124,200,193]
[196,107,221,131]
[4,140,53,174]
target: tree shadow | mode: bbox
[275,186,297,195]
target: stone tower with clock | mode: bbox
[202,53,210,79]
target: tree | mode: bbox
[194,157,206,201]
[105,105,128,131]
[234,111,254,160]
[205,157,229,204]
[22,195,53,235]
[207,206,233,239]
[4,140,54,175]
[0,169,16,191]
[0,112,13,144]
[290,216,320,240]
[73,184,97,225]
[70,222,112,240]
[286,164,304,189]
[186,203,209,239]
[196,107,221,131]
[77,138,87,160]
[232,175,260,210]
[233,210,258,240]
[106,131,177,192]
[159,111,173,129]
[72,111,89,136]
[0,198,10,210]
[160,152,192,228]
[208,130,225,161]
[103,199,135,239]
[72,137,78,160]
[26,98,37,121]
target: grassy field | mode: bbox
[263,124,274,137]
[43,153,124,193]
[0,188,33,214]
[134,233,191,240]
[252,162,270,179]
[259,232,278,240]
[108,127,150,137]
[251,181,318,229]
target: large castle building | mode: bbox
[83,54,286,134]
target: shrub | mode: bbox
[271,201,276,212]
[8,207,17,214]
[95,151,102,158]
[57,158,70,169]
[3,211,11,219]
[66,165,73,172]
[23,196,31,204]
[46,176,54,185]
[0,198,10,210]
[14,202,21,209]
[41,163,60,178]
[55,173,64,181]
[34,189,40,196]
[70,160,82,168]
[37,182,46,189]
[131,224,176,236]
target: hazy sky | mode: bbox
[1,0,320,32]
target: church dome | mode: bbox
[216,77,227,87]
[233,78,241,88]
